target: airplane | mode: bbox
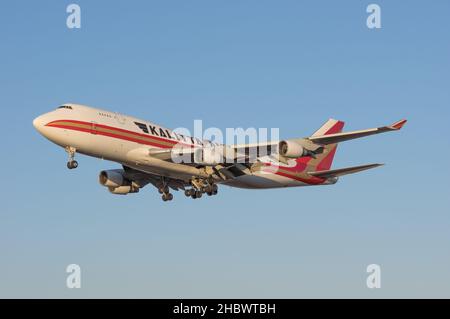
[33,103,407,201]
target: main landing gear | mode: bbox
[184,177,218,200]
[161,192,173,202]
[65,146,78,169]
[158,180,174,202]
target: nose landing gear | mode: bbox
[65,146,78,170]
[67,160,78,169]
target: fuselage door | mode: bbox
[91,121,98,134]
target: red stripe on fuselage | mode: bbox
[46,119,193,149]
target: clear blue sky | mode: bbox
[0,1,449,298]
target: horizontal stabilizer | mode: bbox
[308,119,407,145]
[308,163,384,179]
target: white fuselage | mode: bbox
[33,104,328,189]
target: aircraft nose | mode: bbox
[33,115,46,133]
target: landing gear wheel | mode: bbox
[159,185,169,194]
[65,146,77,169]
[162,193,173,201]
[67,160,78,169]
[185,189,195,197]
[195,191,202,199]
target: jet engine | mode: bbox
[108,185,139,195]
[99,169,139,195]
[278,140,308,158]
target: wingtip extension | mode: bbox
[391,119,407,130]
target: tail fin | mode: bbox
[307,119,345,171]
[311,118,345,137]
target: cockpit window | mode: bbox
[57,105,73,110]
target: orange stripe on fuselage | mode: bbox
[46,119,193,149]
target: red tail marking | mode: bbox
[314,120,344,171]
[325,121,345,135]
[391,119,407,130]
[316,146,337,171]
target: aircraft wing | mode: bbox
[145,143,278,165]
[122,165,188,190]
[143,119,406,166]
[147,147,192,161]
[308,119,407,145]
[230,142,279,163]
[308,163,384,179]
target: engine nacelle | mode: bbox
[99,169,129,188]
[108,186,139,195]
[278,140,308,158]
[100,169,140,195]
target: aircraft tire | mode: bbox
[67,160,78,169]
